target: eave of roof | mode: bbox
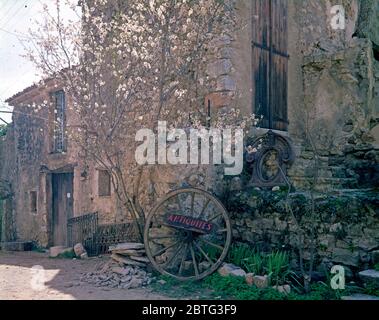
[5,68,71,105]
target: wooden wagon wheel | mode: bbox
[144,187,232,281]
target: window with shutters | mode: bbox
[52,90,66,152]
[252,0,289,131]
[98,169,111,197]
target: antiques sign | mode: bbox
[164,213,214,234]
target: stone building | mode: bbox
[1,0,378,272]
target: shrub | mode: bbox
[265,251,290,286]
[226,243,255,267]
[242,251,264,275]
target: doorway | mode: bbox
[52,172,73,246]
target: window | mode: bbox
[252,0,289,131]
[30,191,37,214]
[98,170,111,197]
[53,90,66,152]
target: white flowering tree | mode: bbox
[25,0,255,240]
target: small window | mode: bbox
[98,170,111,197]
[30,191,37,214]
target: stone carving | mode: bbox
[245,130,294,187]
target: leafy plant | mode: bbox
[374,263,379,272]
[364,283,379,296]
[226,243,255,268]
[265,251,290,286]
[0,124,7,137]
[242,251,264,275]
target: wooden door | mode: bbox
[252,0,289,131]
[52,173,73,246]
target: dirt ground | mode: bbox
[0,251,171,300]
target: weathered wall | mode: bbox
[227,186,379,277]
[5,83,121,246]
[220,0,379,190]
[3,0,379,249]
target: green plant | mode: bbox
[204,273,262,300]
[242,251,264,275]
[0,124,7,137]
[226,243,255,268]
[364,283,379,296]
[265,251,290,286]
[374,263,379,272]
[198,243,219,262]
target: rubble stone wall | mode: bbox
[226,186,379,277]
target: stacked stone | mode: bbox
[109,242,150,267]
[80,260,153,289]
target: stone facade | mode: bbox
[225,186,379,277]
[1,1,378,262]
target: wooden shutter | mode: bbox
[252,0,289,131]
[98,170,111,197]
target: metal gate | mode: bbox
[93,222,140,255]
[67,212,140,256]
[67,212,98,255]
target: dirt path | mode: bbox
[0,251,171,300]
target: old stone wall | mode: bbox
[4,83,121,246]
[227,186,379,277]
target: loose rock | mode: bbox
[218,263,246,277]
[252,275,269,289]
[74,243,87,257]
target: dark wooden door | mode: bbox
[252,0,289,131]
[52,173,73,246]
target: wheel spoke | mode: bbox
[164,242,185,268]
[149,235,177,240]
[216,228,227,234]
[207,212,222,222]
[198,237,224,251]
[189,243,199,277]
[152,240,180,257]
[194,241,214,264]
[175,194,184,214]
[178,243,188,275]
[198,198,210,218]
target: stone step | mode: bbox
[359,269,379,286]
[341,294,379,300]
[1,241,33,251]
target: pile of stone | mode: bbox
[80,242,153,290]
[218,263,291,294]
[109,242,150,267]
[80,259,153,289]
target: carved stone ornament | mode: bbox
[245,130,294,187]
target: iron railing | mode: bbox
[67,212,140,256]
[67,212,98,255]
